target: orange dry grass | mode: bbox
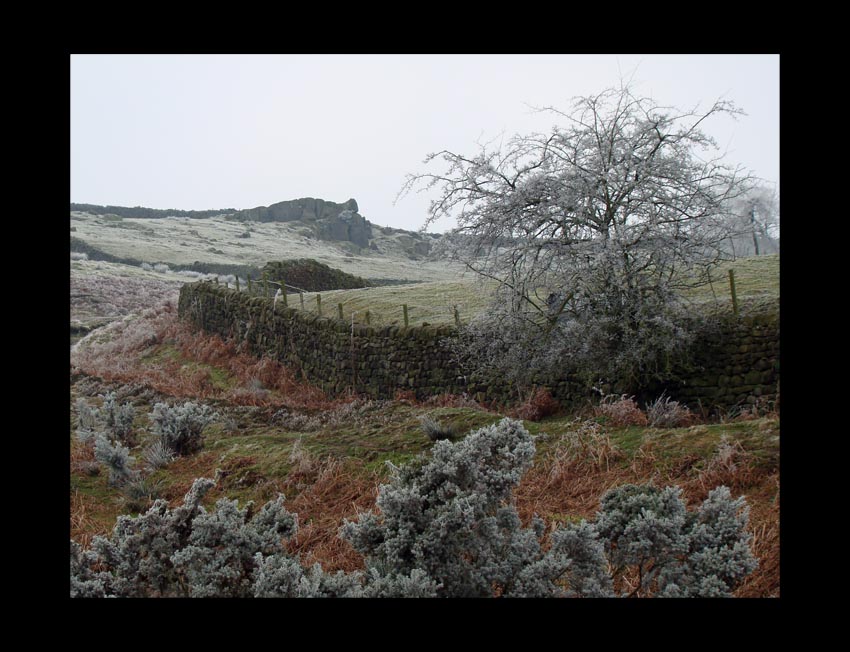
[70,439,96,474]
[70,490,113,550]
[513,435,780,598]
[71,298,338,411]
[284,459,381,573]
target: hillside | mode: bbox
[70,298,780,597]
[70,210,458,284]
[69,201,780,597]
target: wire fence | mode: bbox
[206,262,753,331]
[205,275,468,328]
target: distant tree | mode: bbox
[400,84,755,391]
[722,184,780,257]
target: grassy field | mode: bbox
[687,254,780,302]
[286,280,498,327]
[283,254,780,326]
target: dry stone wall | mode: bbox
[666,310,780,410]
[178,282,779,412]
[179,282,465,398]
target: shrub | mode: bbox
[71,252,89,261]
[75,398,98,443]
[340,418,570,597]
[595,483,758,597]
[72,420,757,598]
[100,392,137,446]
[150,402,216,456]
[646,393,693,428]
[142,440,175,470]
[596,394,648,427]
[70,477,336,598]
[93,434,136,486]
[515,387,560,422]
[418,414,457,441]
[75,395,136,446]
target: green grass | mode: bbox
[527,412,779,473]
[686,254,779,303]
[291,280,496,326]
[284,254,779,327]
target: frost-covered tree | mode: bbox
[400,84,755,391]
[721,184,779,257]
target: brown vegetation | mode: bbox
[72,298,338,411]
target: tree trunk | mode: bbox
[750,206,760,256]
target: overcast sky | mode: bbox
[71,54,779,233]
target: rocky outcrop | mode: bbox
[233,197,358,223]
[230,197,373,248]
[316,209,372,248]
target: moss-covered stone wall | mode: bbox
[178,282,779,411]
[666,311,780,410]
[178,282,464,398]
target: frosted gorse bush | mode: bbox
[150,401,216,456]
[340,418,570,597]
[594,483,758,597]
[94,433,136,486]
[100,392,136,445]
[72,420,758,598]
[75,398,98,443]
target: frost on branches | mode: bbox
[71,419,757,597]
[150,401,216,456]
[400,85,755,392]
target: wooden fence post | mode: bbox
[338,303,344,321]
[317,294,322,317]
[235,276,240,292]
[300,292,305,310]
[247,277,252,294]
[403,304,409,327]
[262,273,268,298]
[454,305,460,327]
[365,310,370,326]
